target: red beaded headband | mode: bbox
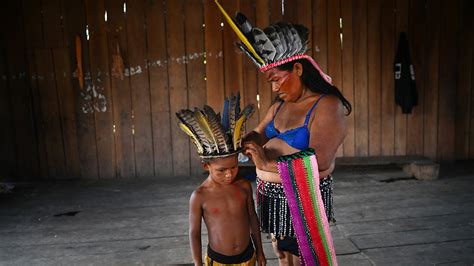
[259,54,333,85]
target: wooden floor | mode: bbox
[0,163,473,265]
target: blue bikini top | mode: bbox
[265,95,326,150]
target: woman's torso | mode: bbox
[257,94,334,181]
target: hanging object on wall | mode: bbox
[75,34,84,90]
[111,41,125,80]
[394,32,418,114]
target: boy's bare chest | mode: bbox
[202,187,247,217]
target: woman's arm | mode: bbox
[243,142,278,173]
[242,103,279,146]
[189,191,203,266]
[243,103,281,173]
[308,95,347,175]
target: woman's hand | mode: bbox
[243,141,269,170]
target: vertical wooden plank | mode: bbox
[367,0,381,156]
[35,49,67,178]
[256,0,272,121]
[456,0,473,159]
[22,0,44,49]
[270,0,283,23]
[8,0,41,178]
[353,0,368,156]
[41,0,69,178]
[185,0,207,175]
[437,0,458,161]
[423,0,440,159]
[341,0,355,156]
[145,0,173,176]
[107,0,136,177]
[296,0,312,56]
[394,0,409,155]
[381,0,396,155]
[166,0,190,176]
[42,0,64,48]
[313,0,328,73]
[204,0,225,111]
[406,0,426,156]
[52,48,81,178]
[283,0,297,22]
[84,0,117,179]
[22,0,48,177]
[0,34,16,176]
[470,44,474,159]
[43,0,81,178]
[222,0,243,99]
[126,0,154,177]
[241,0,260,131]
[63,0,99,179]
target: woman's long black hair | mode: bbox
[277,58,352,115]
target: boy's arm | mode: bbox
[189,191,203,266]
[245,182,266,265]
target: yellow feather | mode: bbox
[195,111,220,152]
[214,0,264,65]
[179,123,203,154]
[233,115,246,150]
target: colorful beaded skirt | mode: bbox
[277,148,338,266]
[256,175,334,239]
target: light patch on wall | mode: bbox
[340,33,343,49]
[123,2,127,14]
[104,10,108,22]
[339,18,343,49]
[256,94,260,109]
[85,25,90,40]
[282,0,285,16]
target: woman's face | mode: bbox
[264,64,303,102]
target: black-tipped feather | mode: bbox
[176,110,213,154]
[203,105,230,153]
[251,28,276,62]
[264,26,284,62]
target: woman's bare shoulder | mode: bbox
[317,94,345,117]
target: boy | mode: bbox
[176,95,265,265]
[189,154,265,265]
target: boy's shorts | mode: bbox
[205,242,256,266]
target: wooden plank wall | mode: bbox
[0,0,473,179]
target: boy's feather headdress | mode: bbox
[176,93,255,159]
[215,0,332,85]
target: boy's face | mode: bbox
[204,155,239,185]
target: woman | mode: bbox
[243,58,350,265]
[215,3,351,265]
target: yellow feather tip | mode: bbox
[233,115,246,150]
[214,0,264,65]
[179,123,203,154]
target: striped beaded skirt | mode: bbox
[256,175,334,239]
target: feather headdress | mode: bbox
[215,0,332,85]
[176,93,255,159]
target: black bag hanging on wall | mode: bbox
[394,32,418,114]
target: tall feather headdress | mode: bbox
[176,92,255,159]
[215,0,332,85]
